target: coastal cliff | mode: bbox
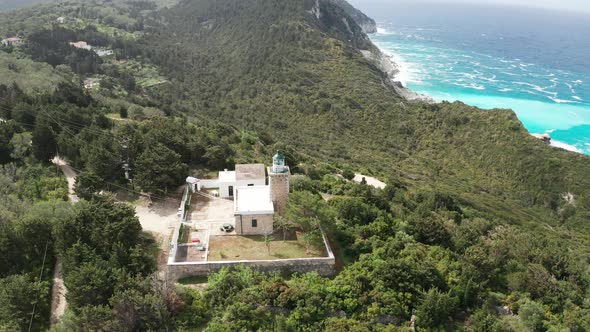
[307,0,431,101]
[328,0,377,33]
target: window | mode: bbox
[248,183,254,186]
[251,219,258,228]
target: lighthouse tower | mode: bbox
[268,151,290,215]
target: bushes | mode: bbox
[415,288,457,330]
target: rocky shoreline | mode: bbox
[360,48,433,103]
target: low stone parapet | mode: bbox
[168,256,336,281]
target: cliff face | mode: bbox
[328,0,377,33]
[307,0,374,50]
[306,0,429,101]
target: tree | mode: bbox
[108,278,172,331]
[79,134,122,182]
[74,171,105,200]
[9,132,31,161]
[0,121,19,164]
[341,169,355,181]
[119,105,128,119]
[65,260,114,309]
[264,230,272,255]
[134,143,188,194]
[274,214,293,241]
[519,299,547,332]
[31,117,57,162]
[286,191,332,254]
[53,196,148,271]
[0,274,50,331]
[415,288,456,330]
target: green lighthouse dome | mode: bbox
[272,151,287,173]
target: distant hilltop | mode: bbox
[0,0,52,12]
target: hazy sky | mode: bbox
[348,0,590,14]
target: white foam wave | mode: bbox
[376,27,390,35]
[499,88,513,92]
[549,97,580,104]
[377,46,419,87]
[551,140,582,153]
[451,82,486,90]
[513,82,557,96]
[572,96,583,101]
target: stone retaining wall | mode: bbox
[168,231,336,281]
[168,256,336,281]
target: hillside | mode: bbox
[140,0,590,232]
[0,0,589,330]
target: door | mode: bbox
[229,186,234,197]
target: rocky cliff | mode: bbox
[329,0,377,33]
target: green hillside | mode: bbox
[140,0,589,232]
[0,0,589,330]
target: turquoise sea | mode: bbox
[364,3,590,155]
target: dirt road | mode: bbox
[353,173,386,189]
[50,157,75,327]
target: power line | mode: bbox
[0,105,125,141]
[27,239,50,332]
[64,160,183,204]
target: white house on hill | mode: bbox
[70,41,92,50]
[188,152,290,235]
[1,37,23,47]
[216,163,266,198]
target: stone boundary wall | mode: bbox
[168,256,336,281]
[168,230,337,281]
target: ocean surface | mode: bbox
[364,3,590,155]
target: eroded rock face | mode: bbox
[328,0,377,34]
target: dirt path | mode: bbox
[135,199,178,236]
[50,157,77,327]
[353,173,386,189]
[49,158,177,324]
[49,261,67,326]
[53,157,79,203]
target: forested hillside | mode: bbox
[0,0,589,330]
[140,0,590,231]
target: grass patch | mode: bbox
[208,232,327,261]
[0,51,66,92]
[178,224,191,244]
[116,60,168,87]
[105,113,133,122]
[177,276,208,285]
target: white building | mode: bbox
[234,186,275,235]
[95,48,114,57]
[1,37,23,47]
[57,17,65,24]
[69,41,92,50]
[189,153,290,235]
[215,164,266,198]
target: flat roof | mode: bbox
[218,170,236,183]
[235,186,274,215]
[236,164,266,181]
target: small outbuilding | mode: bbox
[217,164,266,198]
[1,37,23,47]
[234,186,274,235]
[70,41,91,50]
